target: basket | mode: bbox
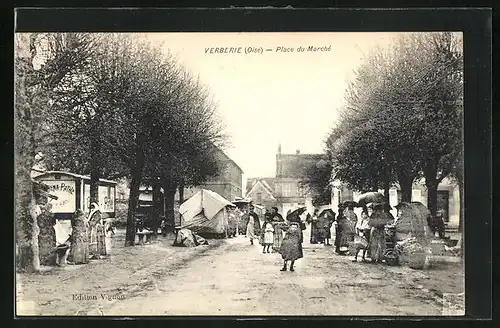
[408,252,427,269]
[353,235,368,248]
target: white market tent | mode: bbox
[179,189,234,235]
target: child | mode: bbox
[279,222,303,271]
[261,217,274,253]
[352,209,370,262]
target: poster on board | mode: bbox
[44,180,76,213]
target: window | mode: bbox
[256,192,262,204]
[282,183,292,197]
[412,189,422,202]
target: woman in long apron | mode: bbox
[270,207,285,252]
[70,209,89,264]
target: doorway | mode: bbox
[437,190,450,222]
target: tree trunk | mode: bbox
[125,172,141,246]
[178,179,185,204]
[457,178,464,232]
[15,41,41,272]
[426,181,439,218]
[398,175,413,203]
[383,178,390,205]
[151,181,161,240]
[457,177,464,258]
[89,135,100,205]
[162,179,178,229]
[124,141,146,247]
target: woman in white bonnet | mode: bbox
[88,202,107,259]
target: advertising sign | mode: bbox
[44,180,76,213]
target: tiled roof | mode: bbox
[276,154,328,179]
[246,177,276,195]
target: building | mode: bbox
[246,145,328,215]
[245,177,278,210]
[176,147,244,203]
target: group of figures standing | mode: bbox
[38,202,114,267]
[242,205,305,272]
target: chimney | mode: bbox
[277,143,281,154]
[296,149,300,155]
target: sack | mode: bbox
[354,235,368,248]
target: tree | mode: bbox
[15,33,95,272]
[409,33,463,218]
[38,33,130,203]
[326,32,463,216]
[298,159,332,206]
[143,71,227,229]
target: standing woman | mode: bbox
[271,207,285,253]
[367,203,392,263]
[279,222,303,271]
[334,204,345,253]
[308,209,320,244]
[88,203,106,259]
[245,205,261,245]
[71,208,89,264]
[343,205,358,247]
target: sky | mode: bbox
[145,32,402,184]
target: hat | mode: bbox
[366,202,384,209]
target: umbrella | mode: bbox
[286,207,307,222]
[356,192,386,207]
[318,208,336,219]
[367,202,393,211]
[343,200,358,208]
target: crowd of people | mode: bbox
[232,200,412,271]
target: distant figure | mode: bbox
[334,203,348,254]
[70,208,89,264]
[245,205,261,245]
[279,222,303,271]
[308,209,320,244]
[317,211,334,246]
[270,207,285,252]
[367,203,394,263]
[344,205,358,245]
[88,202,106,259]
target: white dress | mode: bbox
[263,222,274,244]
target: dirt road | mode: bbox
[101,227,464,316]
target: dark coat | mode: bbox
[243,212,261,233]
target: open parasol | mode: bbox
[366,202,392,211]
[356,192,386,207]
[286,206,307,222]
[343,200,358,208]
[316,205,336,219]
